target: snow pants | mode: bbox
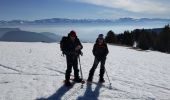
[65,55,79,81]
[88,57,106,80]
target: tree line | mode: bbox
[105,25,170,53]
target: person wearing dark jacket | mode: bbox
[62,30,83,86]
[87,34,109,83]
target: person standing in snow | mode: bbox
[87,34,109,83]
[61,30,83,86]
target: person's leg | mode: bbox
[87,58,99,81]
[72,56,80,80]
[99,57,106,82]
[65,56,73,81]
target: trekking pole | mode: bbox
[78,56,83,80]
[105,67,112,89]
[78,56,85,88]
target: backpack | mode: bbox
[60,36,68,55]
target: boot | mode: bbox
[87,77,92,82]
[65,80,72,86]
[73,77,82,83]
[99,78,105,83]
[87,69,95,82]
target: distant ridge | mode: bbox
[0,28,62,42]
[0,28,20,37]
[0,18,170,25]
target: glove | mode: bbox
[75,45,81,51]
[80,51,83,56]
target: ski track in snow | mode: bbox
[0,42,170,100]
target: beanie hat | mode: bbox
[98,34,104,39]
[70,30,76,37]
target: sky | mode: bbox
[0,0,170,20]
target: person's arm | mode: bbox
[77,38,83,49]
[75,38,83,51]
[74,38,83,56]
[105,44,109,57]
[63,43,70,55]
[92,44,97,56]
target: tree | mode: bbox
[122,31,134,46]
[105,30,116,43]
[158,25,170,52]
[138,29,152,50]
[117,34,124,44]
[131,29,142,42]
[150,31,159,50]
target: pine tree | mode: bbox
[138,30,152,50]
[105,30,116,43]
[158,25,170,52]
[122,31,134,46]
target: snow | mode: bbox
[0,42,170,100]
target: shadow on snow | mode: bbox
[77,83,102,100]
[36,83,102,100]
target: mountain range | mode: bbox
[0,18,169,42]
[0,18,170,25]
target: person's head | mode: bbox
[69,30,77,41]
[97,34,104,45]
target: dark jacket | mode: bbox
[63,36,83,56]
[93,39,109,59]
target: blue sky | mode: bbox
[0,0,170,20]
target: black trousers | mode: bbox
[88,57,106,80]
[65,55,79,81]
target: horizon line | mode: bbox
[1,17,170,21]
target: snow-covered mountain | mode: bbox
[1,18,170,25]
[0,28,20,38]
[0,28,62,42]
[0,42,170,100]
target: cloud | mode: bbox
[72,0,169,14]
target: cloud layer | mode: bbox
[73,0,169,14]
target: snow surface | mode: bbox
[0,42,170,100]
